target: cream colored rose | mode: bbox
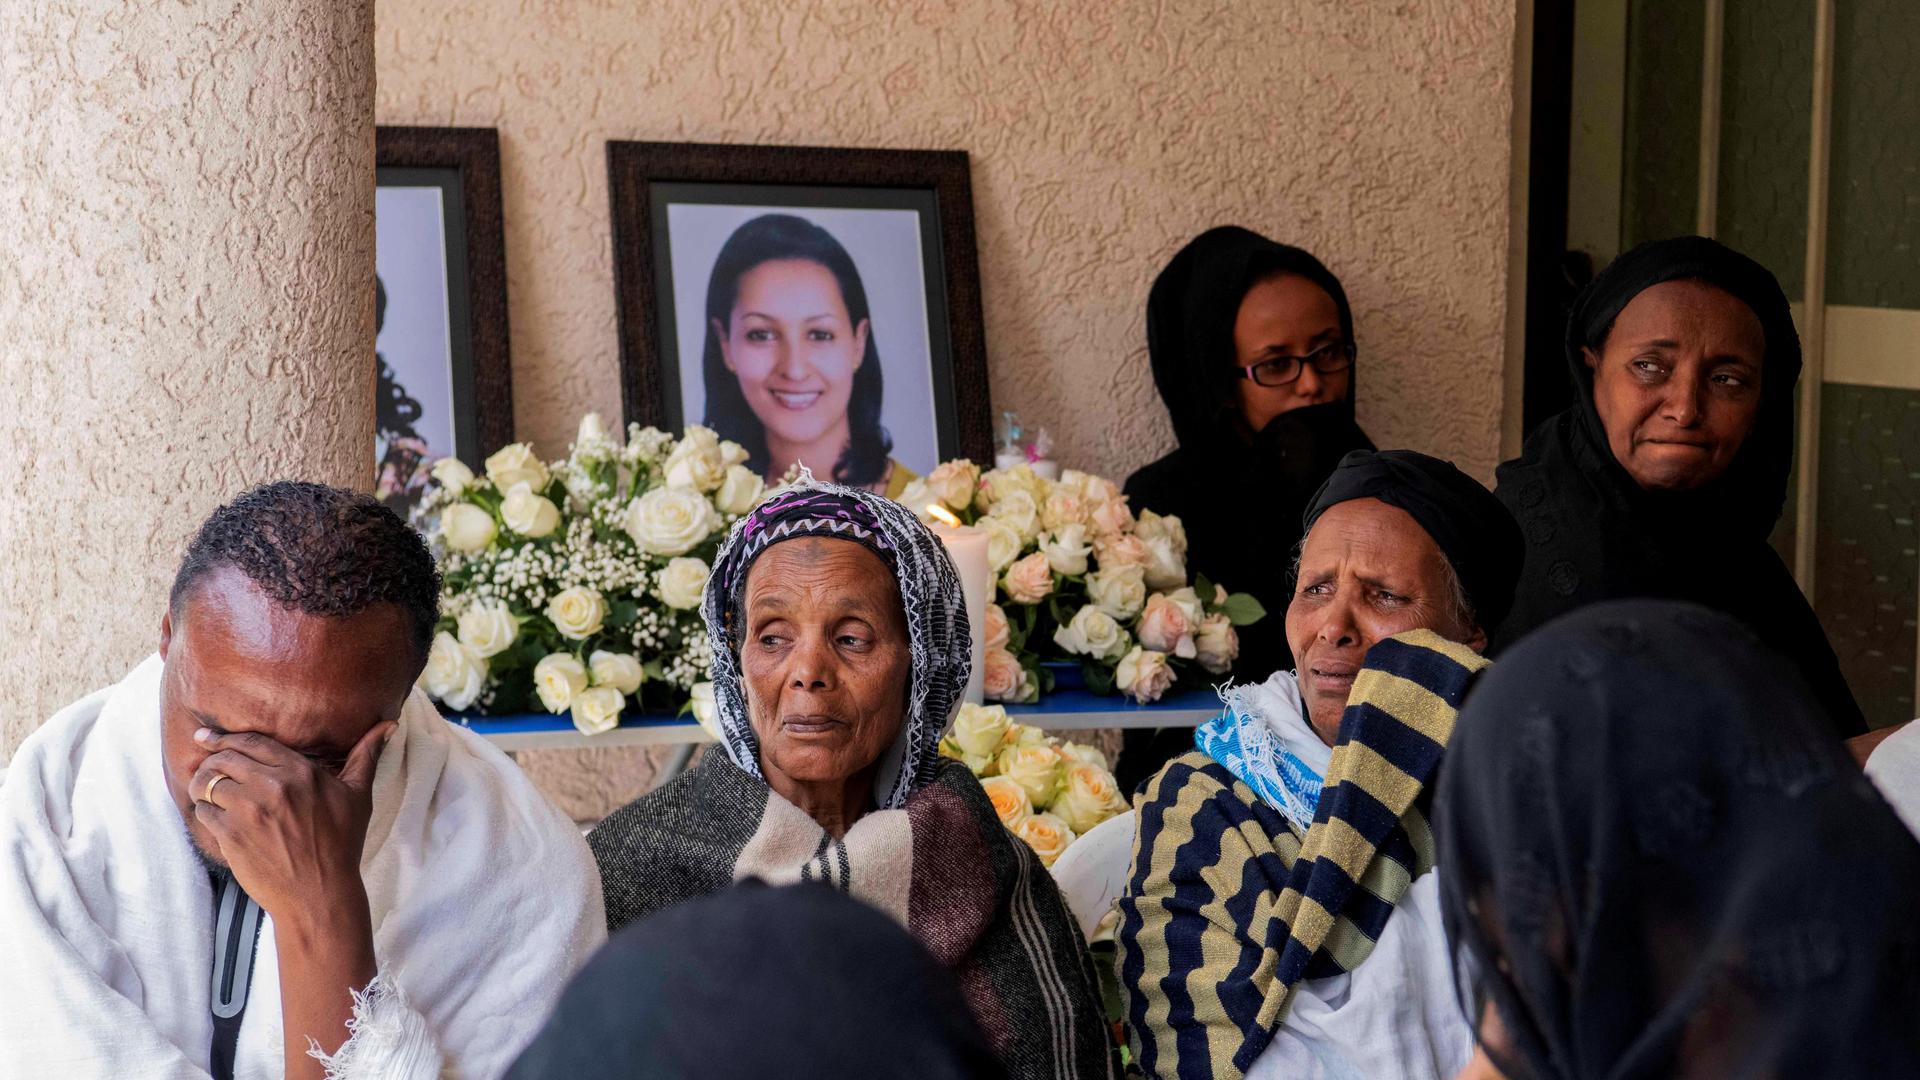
[1142,534,1187,591]
[1085,564,1147,621]
[1052,605,1130,662]
[951,702,1012,758]
[896,478,937,522]
[500,482,561,538]
[990,488,1041,542]
[589,649,646,694]
[975,464,1046,512]
[975,516,1025,571]
[546,586,607,640]
[1010,723,1050,747]
[1116,646,1175,703]
[1054,762,1129,834]
[979,775,1034,830]
[1093,533,1151,571]
[1013,812,1076,868]
[1002,551,1055,605]
[714,465,765,515]
[570,685,626,736]
[421,632,487,711]
[1134,508,1188,557]
[982,646,1024,701]
[996,743,1064,808]
[623,485,721,557]
[938,734,994,775]
[1041,489,1090,532]
[689,681,719,739]
[983,603,1011,651]
[455,602,518,658]
[1163,585,1206,626]
[440,503,497,554]
[926,460,980,511]
[429,457,474,494]
[1041,524,1092,577]
[656,557,710,611]
[1195,613,1240,675]
[663,425,730,492]
[1058,741,1107,769]
[1088,496,1135,539]
[533,652,589,714]
[484,443,549,493]
[1136,592,1197,659]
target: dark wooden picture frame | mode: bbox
[607,141,993,478]
[373,126,514,512]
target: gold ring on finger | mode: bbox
[203,774,230,804]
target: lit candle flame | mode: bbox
[925,504,962,527]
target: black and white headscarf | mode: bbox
[700,476,971,810]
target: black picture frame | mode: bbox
[607,141,993,476]
[374,126,514,499]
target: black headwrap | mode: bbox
[1437,600,1920,1080]
[1303,449,1524,634]
[1563,235,1801,536]
[506,883,1005,1080]
[1118,227,1374,706]
[1491,236,1866,733]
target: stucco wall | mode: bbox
[376,0,1522,817]
[1,1,375,758]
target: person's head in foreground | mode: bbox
[1148,225,1359,441]
[1,481,603,1079]
[507,882,1004,1080]
[1289,448,1524,743]
[1437,600,1920,1080]
[1571,236,1795,507]
[1118,449,1523,1080]
[703,213,895,490]
[587,477,1116,1079]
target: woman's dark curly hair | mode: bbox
[701,214,892,487]
[169,481,441,663]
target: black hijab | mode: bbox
[1491,236,1865,734]
[1437,600,1920,1080]
[1123,226,1374,680]
[507,882,1004,1080]
[1304,449,1525,636]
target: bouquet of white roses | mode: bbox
[938,704,1129,868]
[896,460,1265,704]
[413,413,762,734]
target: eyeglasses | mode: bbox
[1236,341,1356,388]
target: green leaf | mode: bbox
[1083,661,1116,695]
[1219,593,1268,626]
[1194,573,1215,608]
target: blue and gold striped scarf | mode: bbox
[1116,630,1490,1079]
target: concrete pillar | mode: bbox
[0,1,375,757]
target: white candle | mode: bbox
[930,518,992,704]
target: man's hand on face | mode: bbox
[189,720,396,922]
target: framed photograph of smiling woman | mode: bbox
[608,141,992,496]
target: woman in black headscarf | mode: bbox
[1118,228,1373,788]
[1437,600,1920,1079]
[1492,236,1865,735]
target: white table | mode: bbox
[455,688,1223,753]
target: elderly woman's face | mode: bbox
[715,258,869,473]
[1586,280,1765,492]
[1285,498,1481,743]
[739,538,910,790]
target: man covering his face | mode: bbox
[0,482,604,1079]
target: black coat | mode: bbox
[1122,227,1372,681]
[1490,236,1865,736]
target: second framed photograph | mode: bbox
[608,141,992,496]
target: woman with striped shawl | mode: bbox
[589,478,1117,1080]
[1118,450,1523,1080]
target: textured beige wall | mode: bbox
[376,0,1522,818]
[0,1,376,758]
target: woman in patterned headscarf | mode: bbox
[588,477,1116,1080]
